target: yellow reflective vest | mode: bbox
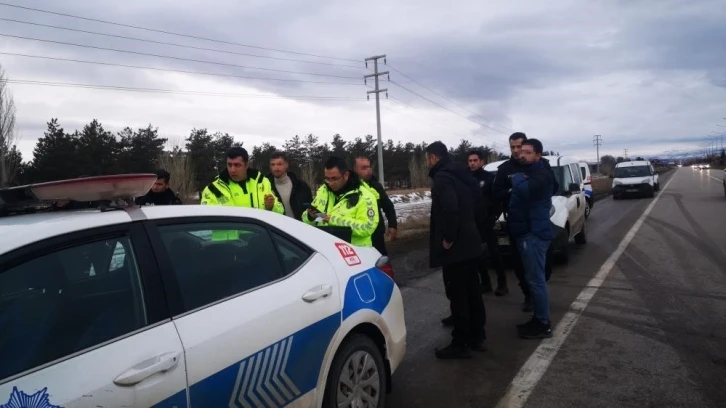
[201,169,284,240]
[303,182,379,247]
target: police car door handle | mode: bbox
[302,284,333,303]
[113,352,181,386]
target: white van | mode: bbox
[486,155,588,264]
[612,160,660,199]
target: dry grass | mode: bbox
[591,178,612,197]
[396,216,430,238]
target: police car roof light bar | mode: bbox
[0,174,157,210]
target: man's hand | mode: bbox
[387,227,398,241]
[264,194,275,210]
[442,240,453,250]
[321,214,331,222]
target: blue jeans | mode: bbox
[516,233,551,325]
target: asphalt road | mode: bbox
[384,168,726,407]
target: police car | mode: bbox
[0,174,406,408]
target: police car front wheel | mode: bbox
[323,333,388,408]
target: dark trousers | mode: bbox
[511,235,554,299]
[372,229,388,255]
[442,259,487,345]
[477,232,507,289]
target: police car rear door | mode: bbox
[0,223,189,408]
[147,218,342,407]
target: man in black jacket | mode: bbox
[354,156,398,255]
[135,169,183,206]
[493,132,558,312]
[268,152,313,220]
[426,141,487,359]
[468,149,508,296]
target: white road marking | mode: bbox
[495,171,678,408]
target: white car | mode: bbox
[578,162,594,218]
[612,160,660,199]
[0,174,406,408]
[486,155,588,264]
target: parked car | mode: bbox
[579,162,594,218]
[0,174,406,408]
[611,160,660,199]
[486,155,588,264]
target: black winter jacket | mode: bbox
[492,157,559,212]
[428,156,484,268]
[268,171,313,220]
[364,175,398,232]
[135,188,182,206]
[471,167,499,230]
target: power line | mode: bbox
[0,17,363,69]
[388,97,480,137]
[1,79,367,101]
[0,2,361,63]
[0,33,360,79]
[0,52,362,86]
[386,62,514,133]
[388,79,509,135]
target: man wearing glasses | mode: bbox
[303,156,380,247]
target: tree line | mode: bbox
[1,118,507,199]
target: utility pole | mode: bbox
[623,148,628,159]
[364,55,389,185]
[593,134,602,174]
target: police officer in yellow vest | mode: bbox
[201,147,284,239]
[303,156,379,247]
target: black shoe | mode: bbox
[435,342,472,359]
[469,339,488,352]
[441,315,454,327]
[516,316,537,330]
[495,286,509,296]
[481,284,493,294]
[521,298,534,313]
[518,319,553,339]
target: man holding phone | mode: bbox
[201,147,283,213]
[303,156,379,247]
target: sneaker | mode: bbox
[516,316,537,330]
[518,319,553,339]
[435,342,472,359]
[495,286,509,296]
[469,339,488,352]
[521,298,534,313]
[441,315,454,327]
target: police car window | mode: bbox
[570,164,582,184]
[562,165,574,187]
[271,232,313,274]
[158,222,286,313]
[0,236,148,381]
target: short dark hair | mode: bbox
[424,141,448,158]
[522,138,544,154]
[509,132,527,142]
[226,146,249,162]
[467,149,485,160]
[354,155,371,163]
[270,151,287,162]
[324,156,349,173]
[155,169,170,183]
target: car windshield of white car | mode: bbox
[615,166,651,178]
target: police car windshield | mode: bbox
[615,166,651,178]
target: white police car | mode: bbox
[0,174,406,408]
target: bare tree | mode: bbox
[0,65,18,187]
[158,138,196,203]
[300,163,316,190]
[408,153,429,189]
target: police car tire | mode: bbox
[323,333,388,408]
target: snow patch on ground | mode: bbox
[391,191,431,223]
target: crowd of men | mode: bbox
[140,132,557,360]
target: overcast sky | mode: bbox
[1,0,725,163]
